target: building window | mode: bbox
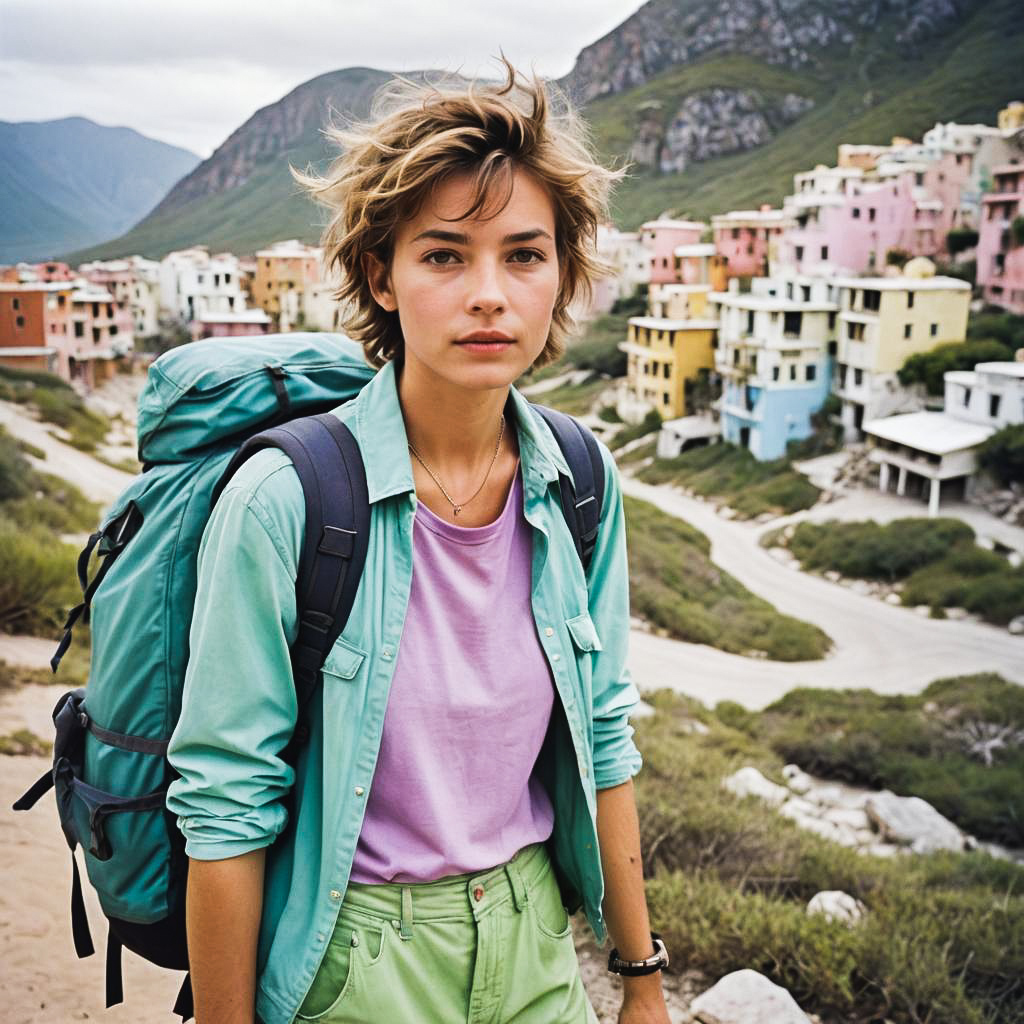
[772,366,780,381]
[15,315,25,328]
[868,208,876,222]
[733,349,741,365]
[854,368,863,386]
[74,321,84,338]
[990,394,1001,418]
[731,228,739,239]
[930,323,938,337]
[828,312,837,330]
[963,387,971,407]
[784,311,802,337]
[907,291,914,308]
[795,246,804,262]
[806,364,816,381]
[663,393,670,406]
[663,363,670,379]
[904,324,912,339]
[827,340,837,356]
[852,208,861,219]
[864,290,881,311]
[801,285,811,302]
[746,311,754,334]
[12,297,19,310]
[848,321,865,341]
[820,246,828,261]
[915,172,924,187]
[790,363,797,381]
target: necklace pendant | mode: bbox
[452,505,462,516]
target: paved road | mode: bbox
[621,477,1023,711]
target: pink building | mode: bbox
[712,207,791,278]
[640,219,705,285]
[977,164,1024,314]
[80,263,137,353]
[33,261,77,282]
[190,309,273,341]
[778,165,942,276]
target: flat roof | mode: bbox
[0,346,56,356]
[196,310,272,323]
[974,360,1024,379]
[673,243,716,257]
[639,219,705,231]
[629,316,719,330]
[833,275,971,292]
[712,209,788,223]
[708,291,837,313]
[660,415,718,440]
[864,411,995,455]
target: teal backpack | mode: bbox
[13,332,606,1021]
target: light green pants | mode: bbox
[296,841,599,1023]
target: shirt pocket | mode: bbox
[565,611,603,654]
[321,638,368,681]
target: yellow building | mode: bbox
[253,240,323,329]
[834,258,971,437]
[620,298,717,419]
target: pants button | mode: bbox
[473,886,484,902]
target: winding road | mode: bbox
[622,477,1023,711]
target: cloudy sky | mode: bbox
[1,0,647,157]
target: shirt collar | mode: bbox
[351,360,568,505]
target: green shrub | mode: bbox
[0,426,33,502]
[0,365,74,391]
[624,496,831,660]
[611,409,661,450]
[597,405,622,424]
[978,424,1024,487]
[0,518,79,634]
[967,308,1024,350]
[947,227,980,257]
[898,340,1014,395]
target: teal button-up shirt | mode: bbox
[166,360,642,1024]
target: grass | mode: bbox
[637,441,822,519]
[632,688,1024,1024]
[784,519,1024,626]
[624,495,831,660]
[533,375,611,417]
[0,365,111,452]
[0,729,52,756]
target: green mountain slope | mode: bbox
[67,0,1024,261]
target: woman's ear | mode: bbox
[363,252,397,312]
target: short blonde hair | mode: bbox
[292,59,621,368]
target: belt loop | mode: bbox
[399,886,414,941]
[505,859,528,913]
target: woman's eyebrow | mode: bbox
[410,228,554,244]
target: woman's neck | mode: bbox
[397,361,512,475]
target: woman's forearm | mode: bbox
[595,779,665,1006]
[186,849,266,1024]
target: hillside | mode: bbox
[0,117,200,263]
[68,0,1024,261]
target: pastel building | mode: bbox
[253,240,324,331]
[833,259,971,440]
[709,274,836,461]
[590,225,649,315]
[80,257,161,339]
[640,219,705,285]
[190,308,273,341]
[865,361,1024,516]
[976,163,1024,314]
[159,247,247,323]
[712,206,791,278]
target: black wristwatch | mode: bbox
[607,932,669,976]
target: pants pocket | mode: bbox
[295,912,387,1020]
[528,863,573,941]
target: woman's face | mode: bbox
[368,167,561,394]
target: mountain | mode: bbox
[67,0,1023,262]
[0,117,200,264]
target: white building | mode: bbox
[590,225,649,315]
[864,361,1024,516]
[159,247,247,322]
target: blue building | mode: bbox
[710,275,838,461]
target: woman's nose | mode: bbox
[466,261,507,314]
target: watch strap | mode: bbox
[606,932,669,976]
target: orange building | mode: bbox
[253,240,323,330]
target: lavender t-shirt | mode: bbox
[349,469,556,883]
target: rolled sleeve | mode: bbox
[585,441,643,790]
[166,459,302,860]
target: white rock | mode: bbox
[944,606,969,620]
[723,767,790,807]
[807,784,844,807]
[865,791,965,853]
[850,579,872,596]
[914,605,931,616]
[823,807,871,831]
[778,797,817,821]
[885,592,902,606]
[824,570,841,582]
[690,969,813,1024]
[1008,615,1024,636]
[782,764,813,793]
[807,890,867,925]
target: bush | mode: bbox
[0,426,33,502]
[624,496,831,660]
[898,340,1014,395]
[967,308,1024,350]
[0,518,79,634]
[947,227,980,257]
[610,409,661,450]
[564,312,629,377]
[978,424,1024,487]
[788,518,975,581]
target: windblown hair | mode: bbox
[292,58,622,368]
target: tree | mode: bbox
[947,227,979,258]
[978,425,1024,487]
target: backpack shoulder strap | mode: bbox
[212,413,369,756]
[530,404,606,574]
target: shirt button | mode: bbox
[381,647,393,660]
[544,627,554,637]
[552,653,560,662]
[354,786,365,797]
[473,886,484,902]
[316,933,325,943]
[329,890,342,901]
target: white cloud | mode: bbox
[0,0,646,155]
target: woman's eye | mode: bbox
[423,250,460,266]
[509,249,545,264]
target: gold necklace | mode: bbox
[408,414,506,517]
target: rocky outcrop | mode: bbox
[561,0,967,105]
[689,969,813,1024]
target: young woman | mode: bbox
[167,62,671,1024]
